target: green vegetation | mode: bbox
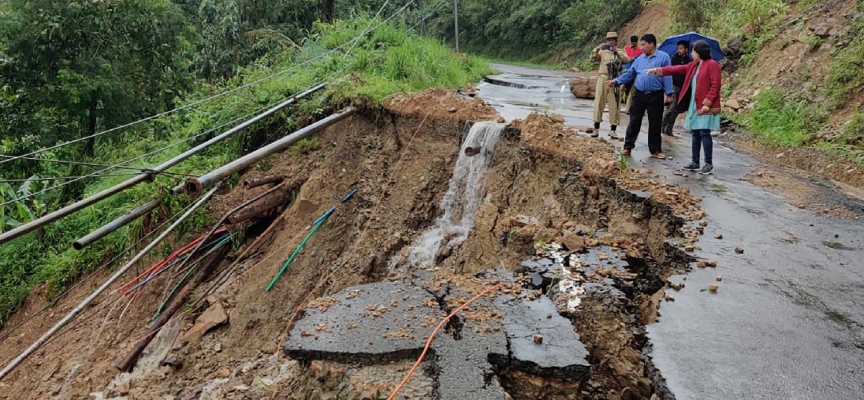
[422,0,641,62]
[645,0,787,50]
[738,90,814,147]
[827,36,864,105]
[819,109,864,167]
[0,0,491,326]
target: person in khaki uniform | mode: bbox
[589,31,630,139]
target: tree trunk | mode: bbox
[321,0,335,23]
[417,0,425,35]
[84,92,98,157]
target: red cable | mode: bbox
[387,283,502,400]
[115,227,227,293]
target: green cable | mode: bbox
[266,215,329,292]
[152,233,233,320]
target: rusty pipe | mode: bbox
[185,108,354,195]
[73,200,160,250]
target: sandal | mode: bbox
[651,152,667,159]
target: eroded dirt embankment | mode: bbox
[0,89,703,400]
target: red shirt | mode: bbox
[625,45,643,59]
[658,59,723,114]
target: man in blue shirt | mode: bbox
[607,34,674,159]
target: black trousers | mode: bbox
[624,90,664,154]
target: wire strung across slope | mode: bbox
[0,95,292,209]
[409,0,448,31]
[0,171,193,185]
[0,155,197,177]
[0,4,417,167]
[0,189,205,343]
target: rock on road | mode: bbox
[479,63,864,400]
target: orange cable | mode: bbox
[276,112,431,348]
[386,283,502,400]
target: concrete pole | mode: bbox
[453,0,459,53]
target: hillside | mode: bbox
[602,0,864,190]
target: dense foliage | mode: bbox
[422,0,641,62]
[0,0,491,326]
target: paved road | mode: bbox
[479,64,864,400]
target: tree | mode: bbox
[0,0,195,159]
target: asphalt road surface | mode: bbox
[479,63,864,400]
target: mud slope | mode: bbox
[0,90,703,400]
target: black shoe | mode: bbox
[681,162,699,171]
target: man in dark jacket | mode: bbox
[661,40,691,136]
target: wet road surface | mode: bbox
[479,64,864,400]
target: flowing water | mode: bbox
[399,121,505,268]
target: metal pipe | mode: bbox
[0,185,219,381]
[185,108,355,195]
[73,200,160,250]
[0,83,326,246]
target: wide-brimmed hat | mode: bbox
[606,32,619,39]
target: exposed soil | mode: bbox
[742,165,864,219]
[727,134,864,190]
[0,89,705,400]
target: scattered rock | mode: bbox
[506,215,539,228]
[706,260,717,268]
[715,234,724,240]
[716,276,723,282]
[725,98,742,111]
[735,247,744,254]
[685,245,695,252]
[670,282,685,291]
[664,295,675,302]
[181,301,229,342]
[217,368,231,379]
[533,334,544,344]
[163,356,183,370]
[560,233,585,252]
[448,107,458,113]
[569,76,597,99]
[117,382,130,396]
[496,116,506,123]
[547,114,566,124]
[708,284,719,293]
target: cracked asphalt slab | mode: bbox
[481,63,864,400]
[286,280,589,399]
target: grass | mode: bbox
[826,35,864,106]
[732,86,830,148]
[0,17,492,327]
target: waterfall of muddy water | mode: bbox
[401,121,505,268]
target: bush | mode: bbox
[827,36,864,105]
[0,17,492,327]
[743,89,824,147]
